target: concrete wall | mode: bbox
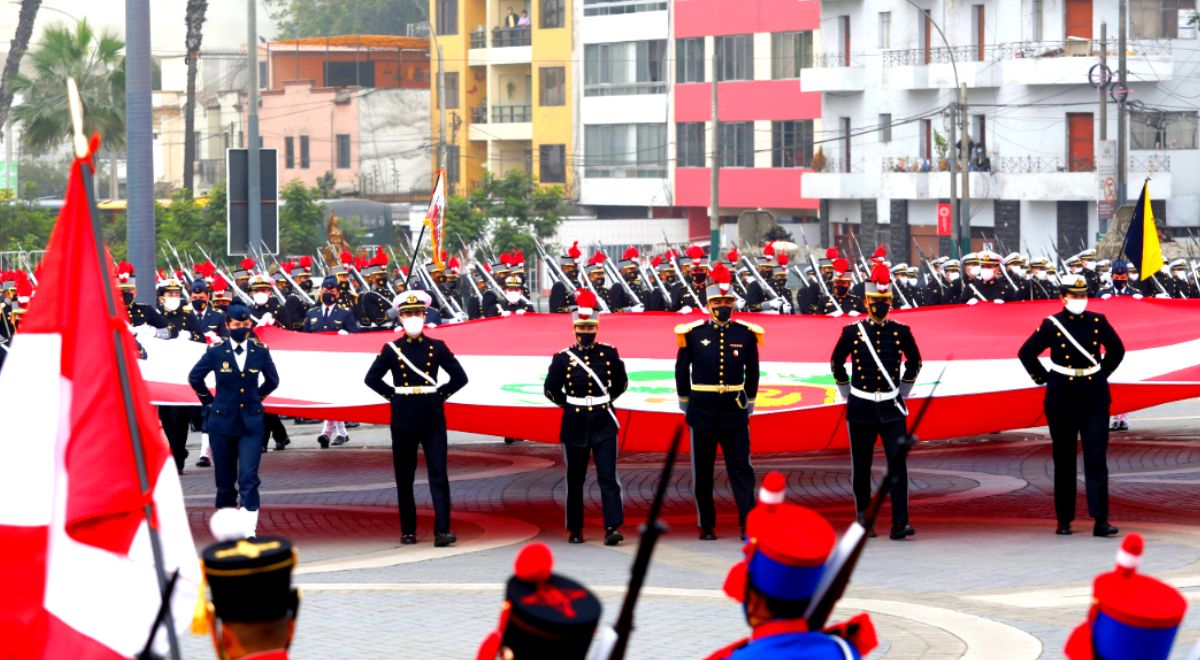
[358,89,434,196]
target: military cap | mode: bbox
[943,259,961,272]
[619,246,639,271]
[573,288,600,326]
[248,275,273,291]
[226,303,252,322]
[1060,274,1089,296]
[1112,261,1129,276]
[190,279,211,294]
[962,252,981,266]
[159,277,183,293]
[705,263,735,301]
[202,536,298,623]
[561,241,582,268]
[864,262,893,299]
[321,275,339,289]
[116,261,137,289]
[395,290,430,313]
[504,275,524,289]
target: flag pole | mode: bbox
[69,78,181,659]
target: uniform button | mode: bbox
[240,388,245,393]
[240,403,244,408]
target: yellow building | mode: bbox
[429,0,573,196]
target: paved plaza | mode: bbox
[178,400,1200,659]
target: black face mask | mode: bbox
[662,273,675,284]
[192,298,207,310]
[229,327,251,342]
[575,332,596,347]
[593,277,606,288]
[122,291,135,305]
[834,284,849,296]
[321,292,337,305]
[691,272,707,285]
[711,306,732,323]
[869,301,891,319]
[300,280,314,292]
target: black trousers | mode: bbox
[157,405,191,473]
[391,424,451,534]
[260,413,289,449]
[690,426,756,529]
[1047,405,1110,525]
[848,419,909,526]
[562,431,623,533]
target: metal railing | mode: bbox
[196,158,226,185]
[817,157,865,174]
[1130,154,1171,173]
[470,104,488,124]
[470,32,487,49]
[583,81,668,97]
[883,45,983,67]
[583,163,667,179]
[491,104,532,123]
[883,38,1173,67]
[812,52,854,68]
[583,0,668,16]
[992,156,1066,174]
[492,28,531,48]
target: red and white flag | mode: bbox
[0,150,199,657]
[425,169,446,269]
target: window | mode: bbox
[584,124,667,178]
[879,11,892,49]
[284,136,295,169]
[1031,0,1043,41]
[972,114,987,151]
[336,134,351,169]
[583,0,668,16]
[880,113,893,143]
[772,32,813,79]
[584,40,667,96]
[539,67,565,106]
[300,135,310,169]
[258,61,268,89]
[1131,110,1198,149]
[677,122,706,168]
[772,121,813,168]
[715,35,753,81]
[324,61,375,88]
[541,0,565,28]
[446,145,461,187]
[435,0,457,35]
[540,144,566,183]
[719,122,753,167]
[440,72,459,109]
[1131,0,1192,39]
[677,38,705,83]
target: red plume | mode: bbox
[448,257,460,271]
[298,255,313,269]
[873,244,887,259]
[376,246,389,265]
[398,266,410,277]
[340,250,353,265]
[192,262,203,274]
[575,288,598,310]
[510,249,524,265]
[871,261,891,284]
[16,276,33,299]
[116,261,135,281]
[240,257,256,271]
[499,252,513,266]
[588,252,607,266]
[833,258,849,273]
[567,241,581,259]
[355,254,368,270]
[710,262,731,284]
[664,249,677,261]
[763,241,775,257]
[726,247,739,263]
[514,543,553,583]
[777,253,790,267]
[826,247,839,259]
[651,255,663,268]
[200,261,216,278]
[622,246,639,261]
[212,274,228,291]
[686,245,704,261]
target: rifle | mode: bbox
[577,259,613,314]
[660,231,703,309]
[196,245,255,306]
[251,241,288,305]
[807,252,843,316]
[805,363,948,629]
[848,231,873,286]
[266,249,316,306]
[417,264,467,321]
[606,427,685,660]
[740,253,784,312]
[163,239,191,286]
[911,237,946,293]
[643,260,673,309]
[597,245,645,310]
[134,569,180,660]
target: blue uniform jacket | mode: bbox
[729,631,859,659]
[187,337,280,436]
[304,304,360,333]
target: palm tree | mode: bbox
[11,19,125,196]
[182,0,209,197]
[0,0,42,133]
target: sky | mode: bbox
[0,1,279,55]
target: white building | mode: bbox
[802,0,1200,262]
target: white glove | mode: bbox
[175,330,192,341]
[516,309,527,316]
[256,312,275,327]
[678,401,687,413]
[1133,293,1144,300]
[1156,293,1170,299]
[735,299,746,310]
[761,310,781,315]
[992,299,1005,305]
[837,383,850,400]
[500,310,512,317]
[204,331,219,345]
[679,305,693,315]
[848,310,861,317]
[781,303,793,314]
[900,304,912,310]
[1101,293,1113,300]
[631,304,645,313]
[827,310,844,318]
[337,329,349,335]
[154,327,171,339]
[966,298,979,306]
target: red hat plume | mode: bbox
[212,274,228,291]
[511,249,525,264]
[240,257,256,271]
[448,257,460,271]
[833,258,849,274]
[575,288,598,310]
[763,241,775,257]
[200,261,216,279]
[298,255,313,269]
[339,250,353,266]
[192,262,203,274]
[710,262,731,284]
[777,253,790,267]
[826,247,839,259]
[622,246,639,261]
[514,542,553,583]
[650,255,663,268]
[873,244,888,259]
[567,241,581,259]
[116,261,135,282]
[726,247,739,263]
[376,246,389,265]
[870,261,891,285]
[588,252,607,265]
[499,252,513,266]
[686,245,705,261]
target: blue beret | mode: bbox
[190,280,209,293]
[321,275,338,288]
[225,303,252,321]
[1112,261,1128,275]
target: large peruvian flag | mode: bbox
[0,151,199,657]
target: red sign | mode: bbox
[937,203,953,236]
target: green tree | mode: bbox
[278,179,327,256]
[158,188,225,261]
[442,170,568,259]
[17,156,70,200]
[264,0,426,38]
[0,192,56,250]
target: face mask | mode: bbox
[662,273,675,284]
[1064,298,1087,315]
[711,306,732,323]
[192,298,208,310]
[980,268,996,282]
[229,327,251,342]
[967,265,981,278]
[401,315,425,336]
[300,280,314,292]
[1113,278,1127,289]
[122,291,135,305]
[869,301,891,319]
[947,272,960,282]
[575,332,596,346]
[1034,271,1047,281]
[1070,266,1082,274]
[321,292,337,305]
[163,297,182,312]
[252,292,270,306]
[834,284,849,295]
[1175,271,1188,281]
[691,272,707,284]
[593,277,606,288]
[505,291,521,304]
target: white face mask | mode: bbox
[947,271,961,282]
[1064,298,1087,315]
[505,290,521,304]
[163,296,181,311]
[1084,261,1096,271]
[1175,270,1188,281]
[1129,272,1139,281]
[980,268,996,282]
[1034,271,1048,281]
[401,315,425,336]
[967,265,981,278]
[252,292,270,306]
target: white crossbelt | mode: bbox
[395,385,438,395]
[850,387,899,402]
[1048,364,1101,377]
[1046,315,1101,366]
[566,394,611,406]
[564,349,620,428]
[389,342,437,386]
[854,322,909,416]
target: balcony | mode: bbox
[493,28,531,48]
[473,104,531,141]
[470,32,487,49]
[470,104,488,124]
[467,28,533,67]
[996,39,1172,86]
[801,157,875,200]
[492,104,532,123]
[800,53,866,93]
[881,46,1000,89]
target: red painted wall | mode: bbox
[675,168,818,210]
[676,0,819,38]
[675,81,821,123]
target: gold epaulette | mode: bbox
[674,319,704,348]
[735,319,765,346]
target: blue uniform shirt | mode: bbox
[304,303,360,333]
[187,337,280,437]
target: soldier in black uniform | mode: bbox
[358,253,394,330]
[675,263,761,541]
[1003,253,1032,301]
[549,242,582,313]
[820,259,864,316]
[116,262,168,330]
[768,256,794,313]
[492,275,533,317]
[582,255,614,314]
[644,256,678,312]
[463,270,489,319]
[247,275,281,327]
[674,249,709,313]
[543,289,628,545]
[1027,258,1058,301]
[276,260,314,331]
[1078,249,1102,297]
[609,247,646,313]
[364,291,469,547]
[961,250,1012,304]
[154,277,194,473]
[1018,274,1125,537]
[830,263,923,540]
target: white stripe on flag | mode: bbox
[0,333,63,527]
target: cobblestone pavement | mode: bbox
[178,401,1200,659]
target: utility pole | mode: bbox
[959,83,970,255]
[246,0,262,256]
[709,50,720,252]
[126,0,156,305]
[1117,0,1128,206]
[438,43,447,172]
[949,102,958,258]
[1099,22,1107,142]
